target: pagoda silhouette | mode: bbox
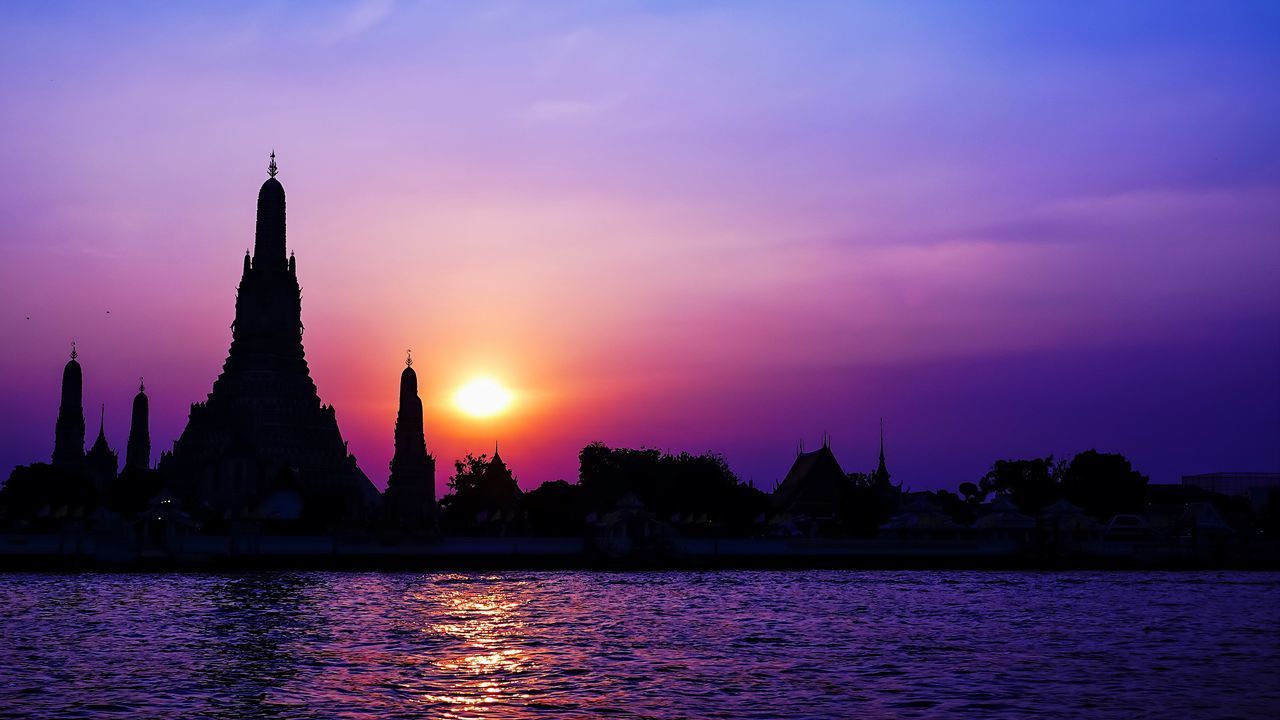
[159,154,378,522]
[382,350,438,532]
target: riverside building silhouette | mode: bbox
[52,346,85,468]
[159,154,378,520]
[124,380,150,472]
[383,352,437,529]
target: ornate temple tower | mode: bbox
[385,352,437,525]
[124,379,150,471]
[161,154,378,517]
[52,344,85,467]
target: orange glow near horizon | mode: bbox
[454,378,514,418]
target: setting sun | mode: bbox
[453,378,513,418]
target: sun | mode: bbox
[453,378,513,418]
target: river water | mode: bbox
[0,571,1276,719]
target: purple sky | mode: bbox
[1,1,1277,493]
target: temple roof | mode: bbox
[88,406,114,459]
[772,445,848,517]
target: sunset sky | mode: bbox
[1,1,1277,493]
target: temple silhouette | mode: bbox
[4,156,1274,569]
[52,346,85,468]
[158,154,379,522]
[383,352,437,530]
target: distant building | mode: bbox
[771,444,848,521]
[476,450,523,522]
[771,423,897,526]
[881,493,960,538]
[1181,472,1280,497]
[1181,472,1280,512]
[440,448,524,534]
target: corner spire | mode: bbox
[388,346,436,524]
[126,377,151,471]
[54,345,86,465]
[874,417,892,488]
[268,150,278,178]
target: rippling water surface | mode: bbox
[0,571,1277,718]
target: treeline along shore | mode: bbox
[3,441,1278,571]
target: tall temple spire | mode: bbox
[125,377,151,471]
[162,158,377,520]
[253,150,287,270]
[873,417,892,488]
[52,344,86,466]
[385,355,437,528]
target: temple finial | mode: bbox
[139,376,145,393]
[405,349,413,367]
[71,341,77,361]
[268,150,278,178]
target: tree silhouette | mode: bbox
[578,442,766,535]
[438,452,522,534]
[837,471,900,535]
[1059,450,1148,519]
[979,457,1058,514]
[1,463,98,525]
[524,480,586,536]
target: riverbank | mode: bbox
[3,533,1276,571]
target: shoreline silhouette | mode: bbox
[3,159,1277,571]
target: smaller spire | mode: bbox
[97,404,105,437]
[70,341,77,361]
[406,349,413,367]
[874,417,893,487]
[139,376,145,393]
[268,150,278,178]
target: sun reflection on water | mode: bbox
[410,580,537,712]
